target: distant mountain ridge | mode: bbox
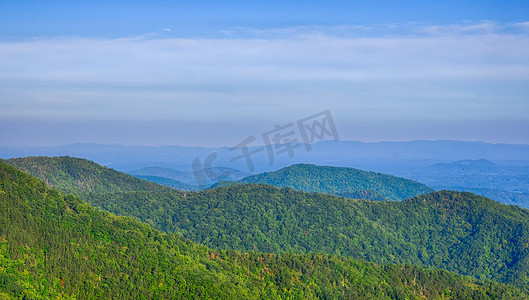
[399,159,529,208]
[432,186,529,208]
[428,159,499,171]
[223,163,435,201]
[127,166,187,179]
[1,140,528,172]
[127,166,249,186]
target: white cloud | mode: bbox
[418,21,529,36]
[221,24,374,38]
[419,21,499,35]
[0,22,528,123]
[509,22,529,33]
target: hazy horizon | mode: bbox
[3,138,529,149]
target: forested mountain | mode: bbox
[86,186,529,287]
[3,162,523,299]
[397,159,529,209]
[236,164,434,201]
[133,175,198,191]
[5,157,529,288]
[4,158,433,200]
[127,166,249,186]
[2,156,170,196]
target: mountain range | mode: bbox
[4,156,529,291]
[1,140,528,172]
[127,159,529,208]
[3,159,525,298]
[212,163,434,201]
[127,166,249,187]
[397,159,529,208]
[3,140,526,207]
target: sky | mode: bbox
[1,0,528,147]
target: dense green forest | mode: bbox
[230,164,435,201]
[3,156,170,196]
[133,175,198,191]
[6,157,529,289]
[213,180,393,201]
[87,186,529,287]
[3,162,524,299]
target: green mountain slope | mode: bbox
[237,164,435,201]
[133,175,199,191]
[2,163,522,299]
[5,157,529,288]
[87,186,529,287]
[3,156,170,196]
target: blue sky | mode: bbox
[1,1,528,146]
